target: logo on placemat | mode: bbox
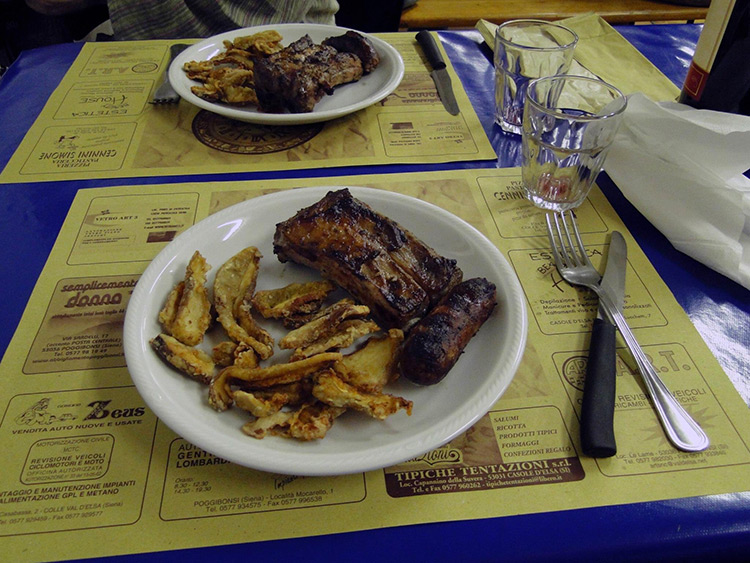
[15,398,76,427]
[561,355,588,391]
[410,447,463,466]
[192,110,323,154]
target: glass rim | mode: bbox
[525,75,628,120]
[495,19,579,51]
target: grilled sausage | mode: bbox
[399,277,497,385]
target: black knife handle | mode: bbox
[416,30,446,70]
[580,318,617,458]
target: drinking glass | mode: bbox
[494,20,578,134]
[520,75,627,211]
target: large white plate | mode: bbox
[123,187,527,476]
[169,24,405,125]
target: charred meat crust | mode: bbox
[254,33,372,114]
[322,31,381,73]
[399,277,497,386]
[273,189,462,328]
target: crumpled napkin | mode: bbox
[604,93,750,290]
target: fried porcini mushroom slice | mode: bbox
[212,341,238,367]
[251,280,336,320]
[159,251,212,346]
[244,380,315,407]
[192,67,258,105]
[234,254,275,357]
[241,410,293,439]
[241,401,345,441]
[208,352,342,411]
[184,30,283,106]
[278,299,370,350]
[312,370,412,420]
[158,281,184,331]
[183,59,216,81]
[219,352,342,388]
[151,333,215,384]
[211,50,255,70]
[213,246,274,359]
[208,370,234,412]
[207,346,259,411]
[232,343,260,369]
[285,402,346,441]
[233,390,290,417]
[333,328,404,393]
[228,30,283,55]
[289,319,380,361]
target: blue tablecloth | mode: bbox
[1,23,748,563]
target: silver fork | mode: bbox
[546,211,709,452]
[150,43,189,104]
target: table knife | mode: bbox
[416,30,460,115]
[580,231,627,458]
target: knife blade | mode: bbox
[580,231,627,458]
[416,30,460,115]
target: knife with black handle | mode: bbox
[415,30,460,115]
[580,315,617,457]
[580,231,627,458]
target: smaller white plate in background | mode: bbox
[169,24,405,125]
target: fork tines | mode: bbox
[150,43,189,104]
[546,211,591,271]
[150,81,180,104]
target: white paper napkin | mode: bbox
[604,93,750,290]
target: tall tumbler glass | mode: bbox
[520,75,627,211]
[494,20,578,135]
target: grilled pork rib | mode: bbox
[273,189,462,328]
[254,34,365,113]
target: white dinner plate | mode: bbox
[123,187,527,476]
[169,24,405,125]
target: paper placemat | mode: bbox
[1,169,748,561]
[0,33,494,184]
[476,14,681,102]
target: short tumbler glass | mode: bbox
[494,20,578,134]
[520,75,627,212]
